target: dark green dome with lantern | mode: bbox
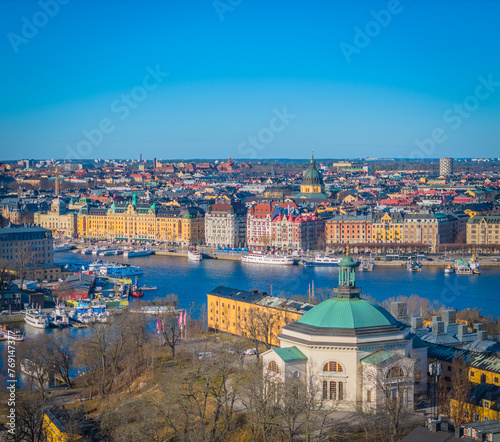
[295,152,329,198]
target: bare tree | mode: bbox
[8,392,47,442]
[157,294,183,358]
[0,257,14,290]
[450,353,472,427]
[358,357,416,442]
[47,330,75,387]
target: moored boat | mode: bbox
[54,243,75,252]
[24,309,49,329]
[359,257,374,271]
[444,264,455,274]
[188,250,203,261]
[0,324,25,341]
[302,254,342,267]
[124,248,153,258]
[407,257,422,272]
[49,304,70,327]
[241,252,294,266]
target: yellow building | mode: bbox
[34,199,78,238]
[207,286,315,347]
[43,408,83,441]
[77,196,204,244]
[372,212,404,243]
[294,153,329,198]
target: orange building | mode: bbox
[325,214,373,245]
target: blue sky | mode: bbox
[0,0,499,160]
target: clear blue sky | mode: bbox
[1,0,499,160]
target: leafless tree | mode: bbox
[357,357,416,442]
[157,294,183,358]
[0,257,14,290]
[450,353,472,427]
[8,392,46,442]
[46,330,75,387]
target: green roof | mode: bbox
[273,347,307,362]
[297,297,399,329]
[361,350,396,365]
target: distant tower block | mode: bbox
[440,157,453,176]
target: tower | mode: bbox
[439,158,453,176]
[55,166,60,196]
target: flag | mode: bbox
[156,318,160,334]
[178,312,182,328]
[161,318,165,333]
[183,310,187,326]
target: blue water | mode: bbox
[57,252,500,317]
[2,252,499,386]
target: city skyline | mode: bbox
[1,0,499,161]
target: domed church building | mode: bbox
[294,152,330,198]
[262,256,427,411]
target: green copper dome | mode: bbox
[339,255,356,268]
[296,297,399,329]
[301,153,324,186]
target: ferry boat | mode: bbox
[124,248,153,258]
[0,324,25,341]
[24,309,49,329]
[241,252,294,266]
[49,304,70,327]
[302,254,342,267]
[130,286,144,298]
[406,257,422,272]
[188,250,203,261]
[53,243,75,252]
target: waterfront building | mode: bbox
[439,157,453,176]
[262,256,427,411]
[372,211,404,244]
[270,211,324,251]
[34,199,78,238]
[204,201,247,248]
[77,196,204,243]
[294,153,330,198]
[0,224,53,265]
[246,202,298,248]
[207,286,315,346]
[0,198,47,227]
[467,216,500,245]
[325,214,373,245]
[402,212,455,249]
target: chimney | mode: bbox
[478,330,488,341]
[429,421,441,433]
[411,317,423,331]
[432,321,445,334]
[457,324,468,341]
[391,302,407,319]
[432,315,442,323]
[474,323,484,332]
[455,427,464,438]
[442,309,457,324]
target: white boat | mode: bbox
[407,257,422,272]
[359,257,374,271]
[469,256,480,274]
[92,247,108,255]
[24,309,49,329]
[124,248,153,258]
[456,265,473,275]
[49,304,70,327]
[100,248,118,256]
[302,254,342,267]
[188,250,203,261]
[20,359,48,379]
[444,264,455,274]
[80,248,93,255]
[0,325,25,341]
[54,244,75,252]
[241,252,294,266]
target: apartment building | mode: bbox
[205,201,247,248]
[0,224,54,265]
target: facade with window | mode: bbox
[325,214,373,245]
[262,256,426,411]
[467,216,500,245]
[205,201,247,248]
[0,224,53,265]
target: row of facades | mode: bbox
[32,198,500,248]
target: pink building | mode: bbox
[271,212,324,251]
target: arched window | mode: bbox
[268,361,279,374]
[322,381,344,400]
[323,361,343,372]
[386,366,405,379]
